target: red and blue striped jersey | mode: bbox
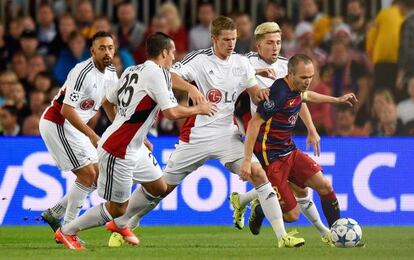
[255,77,302,166]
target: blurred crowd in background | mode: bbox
[0,0,413,137]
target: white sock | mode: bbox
[127,214,141,229]
[63,182,95,224]
[256,182,286,240]
[115,186,161,228]
[238,189,258,207]
[297,195,330,236]
[50,195,69,219]
[61,203,112,235]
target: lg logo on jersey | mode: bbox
[206,89,237,103]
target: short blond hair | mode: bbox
[211,16,236,37]
[254,22,281,41]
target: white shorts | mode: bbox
[97,145,163,203]
[39,118,98,172]
[164,134,259,185]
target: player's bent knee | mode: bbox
[291,184,309,198]
[317,179,334,195]
[249,163,268,184]
[283,208,300,222]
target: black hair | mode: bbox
[91,31,113,45]
[146,32,173,58]
[1,105,18,117]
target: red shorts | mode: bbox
[265,149,322,213]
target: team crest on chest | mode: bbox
[80,99,95,110]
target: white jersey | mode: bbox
[246,52,288,114]
[172,47,257,143]
[43,57,118,125]
[99,60,178,159]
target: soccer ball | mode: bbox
[330,218,362,248]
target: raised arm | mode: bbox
[305,91,358,106]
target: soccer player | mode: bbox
[241,54,342,245]
[108,16,305,249]
[39,31,118,231]
[231,22,357,242]
[54,32,217,250]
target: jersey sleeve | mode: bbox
[243,58,258,89]
[170,51,200,82]
[62,65,87,107]
[256,82,285,121]
[146,68,178,111]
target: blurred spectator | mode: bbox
[21,15,36,31]
[10,82,30,125]
[48,14,77,59]
[262,0,286,24]
[0,70,19,105]
[93,16,112,33]
[5,18,23,58]
[19,29,39,59]
[37,2,57,56]
[397,77,414,125]
[299,0,331,46]
[371,89,395,133]
[133,14,170,64]
[234,12,254,54]
[48,86,60,102]
[33,72,54,93]
[29,90,47,116]
[0,24,6,71]
[76,0,96,39]
[10,52,30,93]
[286,21,327,66]
[307,64,334,134]
[22,114,41,136]
[346,0,368,51]
[374,102,407,136]
[396,0,414,96]
[28,54,47,84]
[328,41,371,111]
[321,22,352,53]
[279,19,295,57]
[159,2,188,60]
[53,31,89,85]
[111,33,135,69]
[189,1,215,51]
[0,105,21,136]
[113,0,145,53]
[333,105,368,136]
[366,1,403,90]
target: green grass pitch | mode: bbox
[0,226,413,259]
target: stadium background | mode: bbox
[0,0,413,230]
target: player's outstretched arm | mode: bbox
[241,113,265,181]
[255,68,276,80]
[61,104,100,147]
[162,103,217,120]
[299,103,320,157]
[305,91,358,106]
[171,72,206,105]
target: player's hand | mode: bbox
[198,102,218,117]
[306,130,320,157]
[256,88,270,102]
[188,86,206,105]
[89,132,100,148]
[256,68,276,80]
[337,93,358,106]
[144,138,153,151]
[239,159,252,181]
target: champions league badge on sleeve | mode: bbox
[69,91,80,102]
[263,100,275,110]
